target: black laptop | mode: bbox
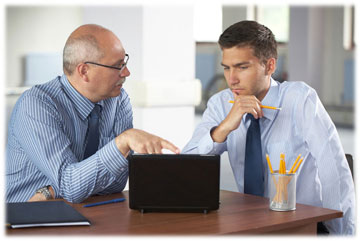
[128,154,220,213]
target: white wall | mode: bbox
[6,6,83,87]
[82,6,144,83]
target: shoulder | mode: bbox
[276,81,322,119]
[16,77,64,118]
[22,76,63,105]
[279,81,325,124]
[279,81,316,97]
[279,81,319,108]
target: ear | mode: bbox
[76,63,90,82]
[265,58,276,76]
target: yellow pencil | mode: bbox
[261,105,282,110]
[280,153,285,174]
[292,158,304,173]
[228,100,282,110]
[282,160,286,174]
[266,154,273,174]
[289,154,301,174]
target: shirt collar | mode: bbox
[260,77,281,121]
[60,75,103,120]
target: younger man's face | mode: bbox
[221,46,273,101]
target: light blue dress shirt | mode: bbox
[182,78,355,234]
[6,75,132,203]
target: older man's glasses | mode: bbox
[85,54,129,72]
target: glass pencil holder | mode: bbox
[269,171,296,211]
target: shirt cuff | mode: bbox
[198,126,227,154]
[97,139,128,177]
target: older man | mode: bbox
[6,24,179,203]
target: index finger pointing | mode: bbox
[160,139,180,154]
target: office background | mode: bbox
[4,4,356,192]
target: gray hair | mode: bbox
[63,34,104,75]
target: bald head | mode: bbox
[63,24,115,75]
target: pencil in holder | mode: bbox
[269,170,296,211]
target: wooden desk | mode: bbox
[7,190,342,235]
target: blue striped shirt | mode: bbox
[182,78,355,234]
[6,75,133,203]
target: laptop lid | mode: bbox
[128,154,220,213]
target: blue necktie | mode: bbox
[84,104,101,159]
[244,115,264,196]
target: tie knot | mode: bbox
[90,104,101,118]
[94,104,102,112]
[248,114,258,122]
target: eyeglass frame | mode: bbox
[84,54,129,72]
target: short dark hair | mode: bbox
[218,20,277,65]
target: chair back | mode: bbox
[345,154,354,179]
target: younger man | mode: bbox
[183,21,355,234]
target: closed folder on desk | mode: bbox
[6,201,90,228]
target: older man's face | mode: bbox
[87,32,130,101]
